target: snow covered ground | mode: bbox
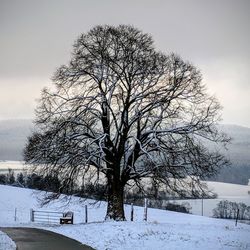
[0,185,250,250]
[0,231,16,250]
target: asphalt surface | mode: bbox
[1,227,95,250]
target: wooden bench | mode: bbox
[60,211,74,224]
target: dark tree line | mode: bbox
[0,171,61,192]
[0,169,16,185]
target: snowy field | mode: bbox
[0,231,15,250]
[0,161,27,175]
[0,185,250,249]
[0,161,27,169]
[1,161,250,217]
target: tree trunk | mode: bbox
[105,177,125,221]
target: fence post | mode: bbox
[30,209,34,222]
[131,203,134,221]
[85,205,88,223]
[143,198,148,221]
[14,208,17,222]
[201,198,204,216]
[235,209,239,226]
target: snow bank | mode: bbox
[0,231,16,250]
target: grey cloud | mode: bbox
[0,0,249,125]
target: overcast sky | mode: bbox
[0,0,249,127]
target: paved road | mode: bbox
[1,227,95,250]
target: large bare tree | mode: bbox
[24,25,229,220]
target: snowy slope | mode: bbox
[0,185,250,250]
[207,181,250,198]
[0,231,16,250]
[0,163,249,217]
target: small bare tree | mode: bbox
[24,25,229,221]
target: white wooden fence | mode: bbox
[30,209,64,224]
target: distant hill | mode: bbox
[0,119,33,161]
[0,119,249,184]
[219,124,250,164]
[209,124,250,185]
